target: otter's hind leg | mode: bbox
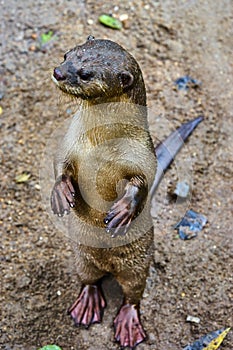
[114,233,153,349]
[68,251,106,328]
[114,274,148,349]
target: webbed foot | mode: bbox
[68,285,106,327]
[114,304,146,349]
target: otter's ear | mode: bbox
[118,71,134,89]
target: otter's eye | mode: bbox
[79,70,94,81]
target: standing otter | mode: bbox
[50,36,203,349]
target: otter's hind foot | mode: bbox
[68,285,106,327]
[114,304,146,349]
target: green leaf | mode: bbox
[99,14,122,30]
[38,345,62,350]
[40,31,54,45]
[15,173,31,183]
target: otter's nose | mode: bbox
[53,67,66,81]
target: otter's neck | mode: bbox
[81,94,135,108]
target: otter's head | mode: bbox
[52,36,146,105]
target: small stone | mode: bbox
[186,315,201,324]
[149,332,156,341]
[119,14,130,29]
[87,19,94,25]
[174,181,190,198]
[31,33,37,40]
[119,14,129,22]
[29,45,36,52]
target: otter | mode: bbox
[50,36,203,349]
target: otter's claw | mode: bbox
[51,174,75,216]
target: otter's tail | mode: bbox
[150,115,204,197]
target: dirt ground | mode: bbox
[1,1,232,349]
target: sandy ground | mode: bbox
[1,1,232,349]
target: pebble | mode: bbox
[119,13,129,22]
[174,181,190,198]
[149,332,156,342]
[87,18,94,25]
[119,13,130,29]
[31,33,37,40]
[29,45,36,51]
[186,315,201,324]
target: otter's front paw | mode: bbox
[50,174,75,216]
[104,184,142,237]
